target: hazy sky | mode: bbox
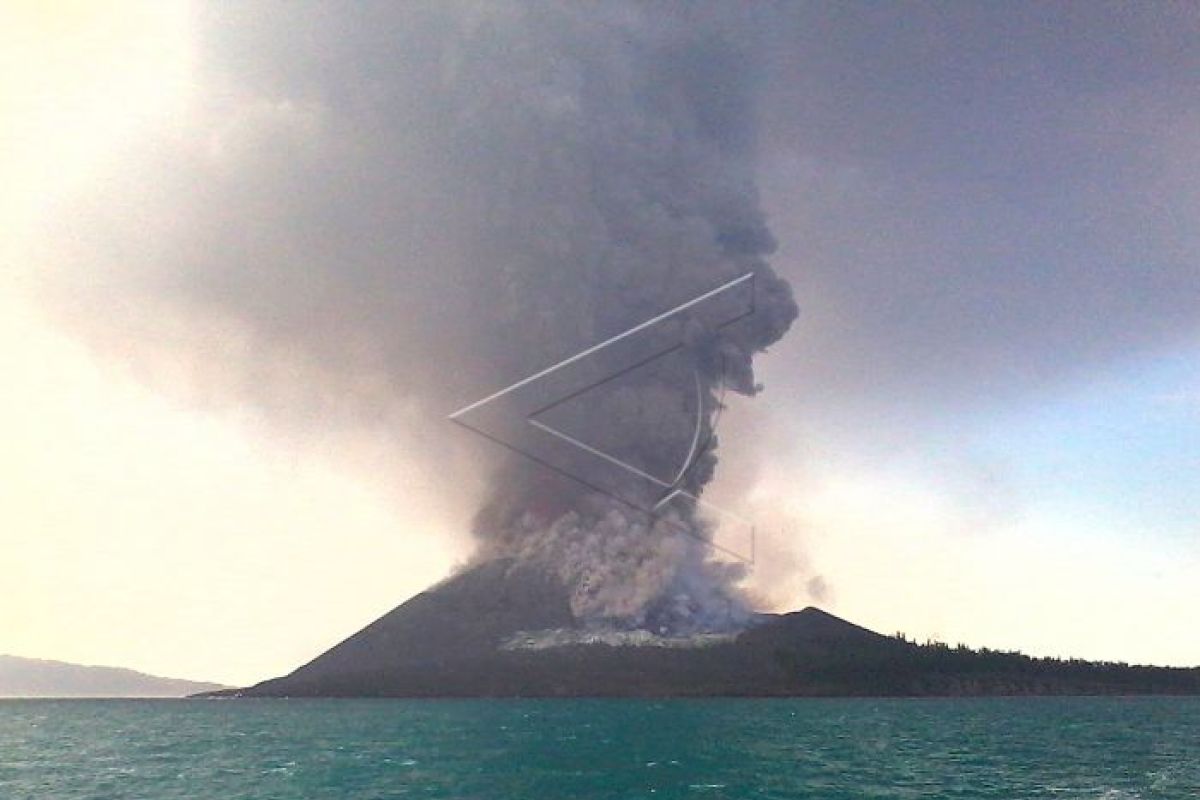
[4,1,1198,685]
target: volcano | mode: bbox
[210,560,1200,698]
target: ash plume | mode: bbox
[44,3,796,634]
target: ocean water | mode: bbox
[1,698,1197,799]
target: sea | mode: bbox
[1,697,1197,799]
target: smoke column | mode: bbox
[453,5,798,632]
[46,3,797,634]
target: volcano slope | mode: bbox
[216,560,1200,698]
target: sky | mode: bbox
[3,1,1198,685]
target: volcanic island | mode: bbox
[204,559,1200,698]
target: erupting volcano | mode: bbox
[440,5,797,639]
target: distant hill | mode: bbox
[0,655,227,698]
[213,560,1200,698]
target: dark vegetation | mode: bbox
[795,633,1200,696]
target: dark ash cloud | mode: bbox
[44,2,797,633]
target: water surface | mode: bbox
[1,697,1197,799]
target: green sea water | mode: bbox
[1,697,1197,799]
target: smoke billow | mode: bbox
[46,3,796,634]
